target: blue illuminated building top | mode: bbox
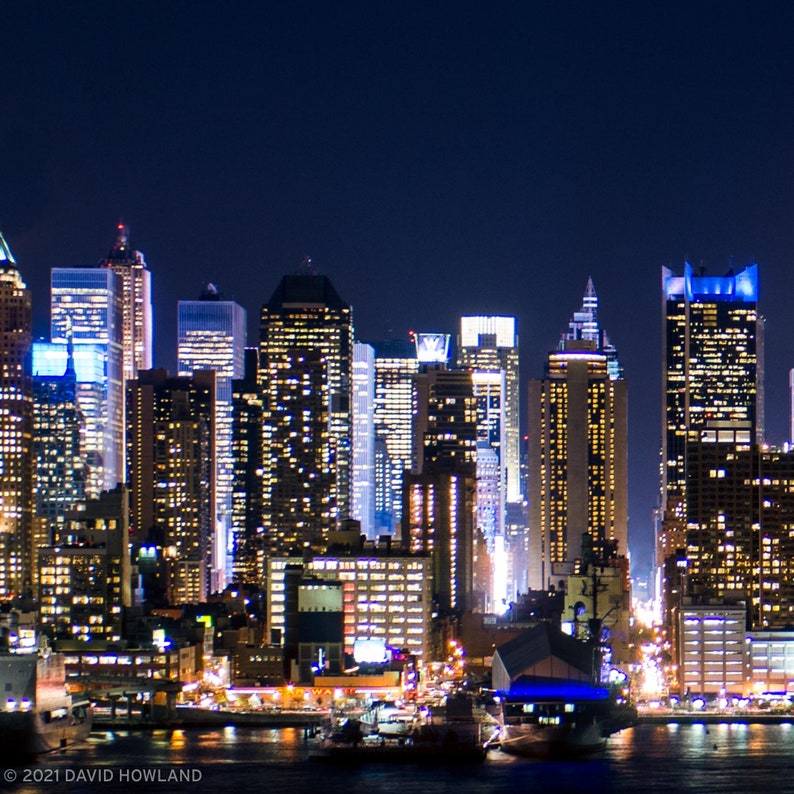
[663,262,758,302]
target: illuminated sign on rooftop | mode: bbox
[414,332,450,363]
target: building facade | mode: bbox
[178,286,247,590]
[97,223,153,382]
[50,266,124,495]
[352,343,375,537]
[528,342,628,590]
[126,369,216,604]
[259,266,353,553]
[370,339,418,538]
[0,232,33,597]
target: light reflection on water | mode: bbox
[6,724,794,793]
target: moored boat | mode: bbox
[0,645,92,759]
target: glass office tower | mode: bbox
[178,286,246,590]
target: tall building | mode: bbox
[31,334,86,533]
[0,232,33,597]
[659,263,762,611]
[178,285,246,590]
[259,263,353,553]
[352,343,375,537]
[685,425,794,631]
[406,359,479,613]
[458,316,520,502]
[528,292,627,589]
[230,348,266,585]
[50,266,124,495]
[661,263,762,504]
[97,223,153,381]
[126,369,216,604]
[370,339,417,538]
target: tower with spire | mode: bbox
[561,276,623,380]
[98,222,153,381]
[0,231,34,596]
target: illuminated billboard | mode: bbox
[414,332,450,363]
[353,638,389,664]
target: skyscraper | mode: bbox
[370,339,418,537]
[405,358,479,613]
[126,369,216,604]
[0,232,33,597]
[230,348,266,585]
[50,266,124,495]
[352,342,375,537]
[97,223,153,382]
[661,263,762,504]
[528,289,627,590]
[458,316,520,502]
[259,263,353,553]
[178,285,246,590]
[658,263,762,605]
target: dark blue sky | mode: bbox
[4,2,794,577]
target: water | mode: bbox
[4,723,794,793]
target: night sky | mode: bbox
[4,2,794,578]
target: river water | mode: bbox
[3,722,794,793]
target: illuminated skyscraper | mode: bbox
[352,343,375,537]
[259,263,353,553]
[370,339,417,537]
[50,267,124,495]
[658,263,762,600]
[97,223,153,381]
[0,232,33,597]
[178,285,246,590]
[528,337,627,589]
[126,369,216,604]
[458,316,520,502]
[230,348,266,585]
[405,362,479,613]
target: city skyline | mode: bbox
[5,4,794,576]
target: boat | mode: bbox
[0,644,93,759]
[490,622,636,758]
[311,694,488,763]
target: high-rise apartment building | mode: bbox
[259,264,353,553]
[126,369,216,604]
[178,285,246,590]
[50,266,124,495]
[0,232,33,597]
[352,343,375,537]
[97,223,153,381]
[458,316,520,502]
[528,293,627,590]
[371,339,417,538]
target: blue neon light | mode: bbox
[663,263,758,302]
[500,682,610,701]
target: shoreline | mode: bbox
[636,712,794,725]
